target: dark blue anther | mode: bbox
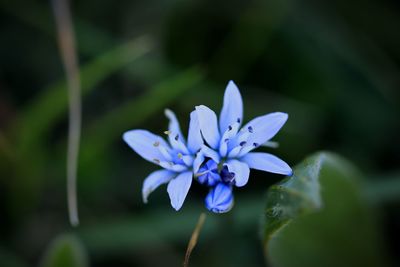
[220,165,236,185]
[247,126,253,133]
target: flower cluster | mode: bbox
[123,81,292,213]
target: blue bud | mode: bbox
[197,159,220,186]
[205,183,234,213]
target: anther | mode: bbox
[228,125,233,131]
[240,141,247,146]
[164,130,170,135]
[153,141,160,147]
[248,126,254,133]
[236,118,241,123]
[224,138,229,143]
[174,134,179,141]
[253,142,258,147]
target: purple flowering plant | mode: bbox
[123,81,292,213]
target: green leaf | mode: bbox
[263,152,389,267]
[40,234,88,267]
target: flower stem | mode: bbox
[51,0,81,227]
[183,212,207,267]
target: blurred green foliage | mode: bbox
[39,234,88,267]
[0,0,399,266]
[263,152,388,267]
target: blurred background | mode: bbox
[0,0,399,266]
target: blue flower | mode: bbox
[195,81,292,213]
[123,109,203,211]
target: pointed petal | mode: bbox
[243,112,288,151]
[219,81,243,133]
[241,152,292,176]
[182,155,194,167]
[168,133,190,154]
[193,151,205,173]
[219,120,240,157]
[165,109,184,141]
[205,183,234,213]
[142,170,176,203]
[195,105,220,150]
[219,140,228,158]
[123,130,169,163]
[159,161,188,172]
[200,145,220,164]
[262,141,279,148]
[187,111,203,153]
[225,159,250,187]
[167,171,192,211]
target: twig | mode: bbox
[51,0,81,227]
[183,212,207,267]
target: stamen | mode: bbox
[253,142,258,147]
[236,118,241,123]
[240,141,247,146]
[164,130,171,135]
[153,141,160,147]
[153,159,160,164]
[224,138,229,143]
[228,125,233,131]
[247,126,253,133]
[194,171,208,177]
[175,134,179,141]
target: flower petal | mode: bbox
[187,111,203,154]
[219,81,243,134]
[195,105,220,150]
[167,171,193,211]
[225,159,250,187]
[243,112,288,151]
[165,109,184,142]
[219,120,240,157]
[205,183,234,213]
[240,152,292,176]
[193,151,205,173]
[200,145,220,164]
[168,133,190,154]
[123,130,169,163]
[142,169,176,203]
[159,161,188,172]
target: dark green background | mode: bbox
[0,0,399,266]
